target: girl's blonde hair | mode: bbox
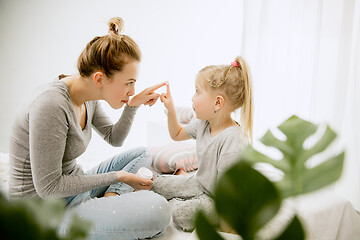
[77,17,141,77]
[198,56,253,141]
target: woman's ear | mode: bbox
[93,71,104,88]
[214,95,225,112]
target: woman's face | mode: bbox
[191,76,216,120]
[102,61,139,109]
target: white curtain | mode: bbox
[241,0,360,209]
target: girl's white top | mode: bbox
[185,119,247,195]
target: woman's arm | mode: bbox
[29,95,119,199]
[105,171,153,197]
[92,102,138,147]
[115,171,153,190]
[160,82,191,141]
[92,82,166,146]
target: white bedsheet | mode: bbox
[298,191,360,240]
[154,221,241,240]
[1,152,359,240]
[155,220,191,240]
[159,191,360,240]
[258,189,360,240]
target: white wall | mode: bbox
[0,0,242,168]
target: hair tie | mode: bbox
[110,24,119,35]
[231,61,240,68]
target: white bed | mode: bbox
[153,177,360,240]
[2,147,360,240]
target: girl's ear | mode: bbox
[93,71,105,88]
[214,95,225,112]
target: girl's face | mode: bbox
[102,61,139,109]
[192,76,216,120]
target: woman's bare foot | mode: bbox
[174,169,188,176]
[103,192,118,197]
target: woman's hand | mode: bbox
[116,170,153,190]
[160,82,175,109]
[128,82,167,107]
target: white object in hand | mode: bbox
[136,167,153,180]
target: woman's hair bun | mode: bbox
[78,16,141,78]
[108,17,124,36]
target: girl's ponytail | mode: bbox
[236,57,253,142]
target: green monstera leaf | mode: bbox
[241,115,345,198]
[214,162,281,239]
[0,192,92,240]
[195,162,305,240]
[195,211,226,240]
[274,215,305,240]
[194,116,344,240]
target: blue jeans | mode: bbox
[59,147,171,240]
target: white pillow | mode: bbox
[165,106,195,124]
[150,142,197,174]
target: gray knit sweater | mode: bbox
[9,79,137,199]
[185,120,247,195]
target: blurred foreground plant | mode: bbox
[195,115,344,240]
[0,192,92,240]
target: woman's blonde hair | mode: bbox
[198,56,253,141]
[77,17,141,77]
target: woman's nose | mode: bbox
[128,85,135,96]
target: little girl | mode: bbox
[151,56,253,231]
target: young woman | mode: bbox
[9,17,170,240]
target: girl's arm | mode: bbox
[160,82,191,141]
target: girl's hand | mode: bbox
[128,82,167,107]
[116,171,153,190]
[160,82,174,109]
